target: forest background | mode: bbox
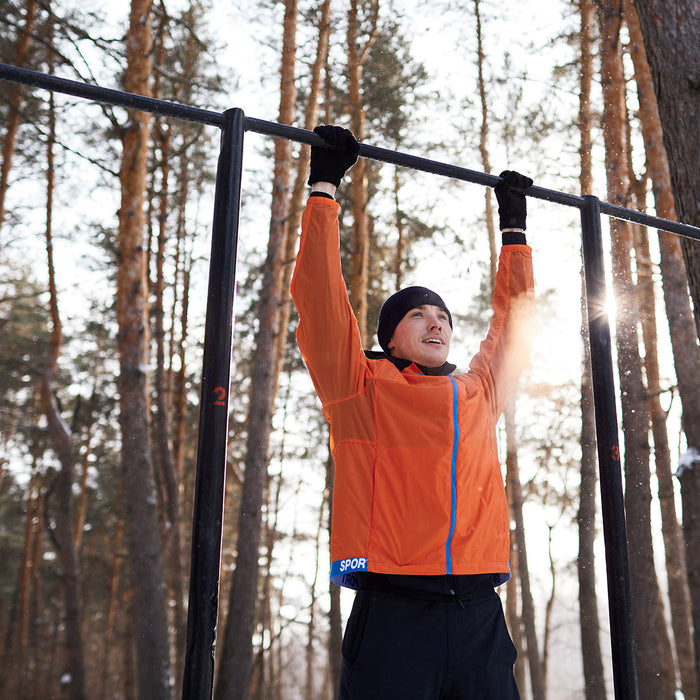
[1,0,700,699]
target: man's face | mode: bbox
[387,304,452,367]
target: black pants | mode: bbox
[338,575,520,700]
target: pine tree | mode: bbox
[116,2,172,697]
[623,3,698,696]
[215,2,299,697]
[595,0,668,695]
[576,1,608,697]
[632,1,700,686]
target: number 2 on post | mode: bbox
[214,386,227,406]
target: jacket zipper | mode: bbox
[445,377,459,574]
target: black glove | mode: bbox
[495,170,533,230]
[308,125,360,187]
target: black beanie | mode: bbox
[377,286,452,354]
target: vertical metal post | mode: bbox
[182,108,245,700]
[580,196,639,699]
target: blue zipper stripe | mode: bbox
[446,377,459,574]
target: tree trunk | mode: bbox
[305,482,326,700]
[346,0,379,345]
[169,2,199,499]
[632,214,685,699]
[326,446,343,697]
[276,0,332,380]
[631,0,700,685]
[578,317,607,700]
[39,80,87,700]
[474,0,498,287]
[215,3,298,698]
[505,551,526,693]
[506,401,547,700]
[595,2,666,695]
[0,0,38,233]
[171,133,194,492]
[543,526,558,687]
[19,490,40,657]
[73,414,94,552]
[577,2,608,697]
[99,517,124,699]
[473,5,533,693]
[631,0,700,335]
[155,121,186,692]
[679,455,700,690]
[117,2,172,697]
[391,165,407,290]
[150,86,186,690]
[27,485,44,697]
[8,480,42,698]
[633,211,697,699]
[254,469,281,700]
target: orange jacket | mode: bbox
[291,196,535,589]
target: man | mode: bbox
[291,125,535,699]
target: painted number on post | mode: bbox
[214,386,227,406]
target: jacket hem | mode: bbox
[330,556,511,589]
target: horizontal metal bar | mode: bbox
[3,62,700,241]
[600,201,700,241]
[244,116,584,207]
[0,62,224,127]
[244,116,700,239]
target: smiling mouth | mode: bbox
[423,338,444,345]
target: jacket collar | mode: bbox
[364,350,456,376]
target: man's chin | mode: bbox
[418,354,448,368]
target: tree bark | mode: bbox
[0,0,38,233]
[632,0,700,335]
[171,125,194,496]
[215,3,298,698]
[39,78,87,700]
[578,320,607,700]
[474,11,534,691]
[305,481,326,700]
[595,2,666,695]
[679,454,700,690]
[150,31,186,682]
[506,401,546,700]
[346,0,379,345]
[576,2,608,697]
[474,0,498,287]
[117,2,172,697]
[631,0,700,685]
[633,206,697,699]
[326,446,343,697]
[276,0,332,380]
[98,517,124,699]
[633,214,686,699]
[9,480,42,698]
[153,116,186,693]
[391,165,407,290]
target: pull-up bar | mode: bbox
[3,62,699,700]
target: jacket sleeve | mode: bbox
[290,196,367,406]
[467,244,535,418]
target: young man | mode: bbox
[291,125,535,699]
